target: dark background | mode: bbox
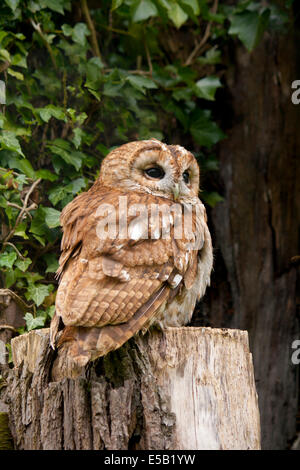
[192,6,300,449]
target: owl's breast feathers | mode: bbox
[50,185,213,365]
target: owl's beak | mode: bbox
[172,183,180,201]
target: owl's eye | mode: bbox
[183,170,190,184]
[144,166,165,179]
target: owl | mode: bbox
[50,139,213,369]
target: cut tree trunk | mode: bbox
[4,327,260,450]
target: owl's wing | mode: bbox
[185,205,213,301]
[50,186,186,357]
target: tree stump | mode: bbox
[4,327,261,450]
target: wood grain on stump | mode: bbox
[4,327,261,450]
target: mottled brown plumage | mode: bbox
[50,139,213,367]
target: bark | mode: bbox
[0,291,25,364]
[202,24,300,449]
[4,327,260,450]
[0,290,26,450]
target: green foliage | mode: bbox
[0,0,291,333]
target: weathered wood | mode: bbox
[5,327,261,450]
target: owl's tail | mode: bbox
[51,284,171,381]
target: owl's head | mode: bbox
[98,139,200,201]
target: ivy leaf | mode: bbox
[15,257,32,272]
[43,207,61,228]
[0,32,9,44]
[190,109,226,148]
[62,24,73,36]
[5,270,17,288]
[48,177,85,206]
[0,195,7,208]
[198,48,222,65]
[96,143,110,157]
[24,312,46,331]
[167,4,188,29]
[4,0,20,12]
[32,234,46,246]
[85,86,101,101]
[0,49,10,61]
[127,75,157,94]
[72,23,90,46]
[0,251,17,269]
[25,283,53,307]
[132,0,158,22]
[14,173,27,187]
[112,0,123,10]
[35,169,58,181]
[14,222,29,239]
[65,177,86,194]
[37,105,66,122]
[7,156,35,178]
[103,81,124,97]
[46,305,55,319]
[3,122,31,137]
[229,9,270,52]
[195,76,222,101]
[180,0,200,16]
[14,33,25,40]
[42,0,65,15]
[72,127,84,149]
[48,141,84,170]
[30,209,47,237]
[0,131,24,157]
[44,253,59,273]
[48,185,68,206]
[11,53,27,68]
[88,57,104,70]
[7,68,24,80]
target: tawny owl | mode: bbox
[50,139,213,369]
